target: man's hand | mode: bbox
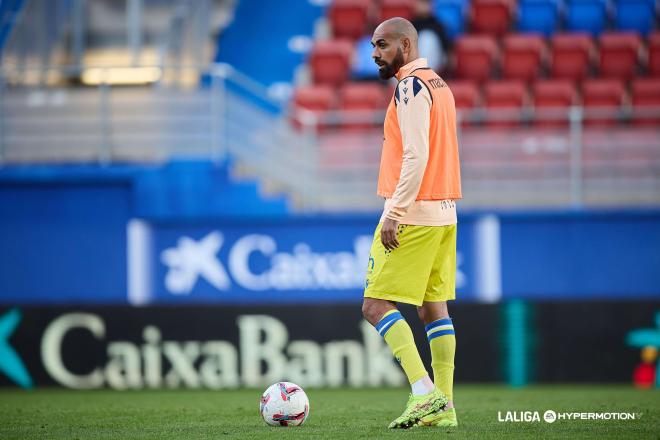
[381,217,400,251]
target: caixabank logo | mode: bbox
[0,307,406,390]
[126,220,476,305]
[0,308,33,389]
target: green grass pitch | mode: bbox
[0,385,658,439]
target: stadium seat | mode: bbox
[649,32,660,76]
[310,40,354,86]
[292,85,337,130]
[517,0,561,37]
[533,80,579,125]
[550,33,595,81]
[329,0,371,41]
[340,82,387,109]
[454,35,499,81]
[582,79,626,125]
[631,78,660,125]
[614,0,656,36]
[502,34,547,83]
[448,80,480,124]
[379,0,415,21]
[566,0,609,36]
[338,82,388,130]
[484,80,528,126]
[351,36,379,80]
[470,0,514,37]
[434,0,467,40]
[598,32,642,80]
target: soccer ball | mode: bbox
[259,382,310,427]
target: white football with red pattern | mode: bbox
[259,382,310,427]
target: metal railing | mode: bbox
[0,63,322,210]
[290,104,660,210]
[1,63,659,211]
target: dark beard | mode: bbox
[377,48,405,80]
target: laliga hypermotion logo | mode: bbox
[0,308,33,389]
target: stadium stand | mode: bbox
[454,34,499,81]
[294,85,337,114]
[289,0,660,133]
[533,79,579,126]
[329,0,371,41]
[614,0,657,35]
[582,78,627,125]
[631,78,660,125]
[379,0,416,21]
[292,0,660,132]
[433,0,467,39]
[0,0,25,55]
[351,36,380,80]
[484,80,529,126]
[293,85,337,131]
[565,0,610,35]
[215,0,324,86]
[501,33,547,83]
[517,0,561,37]
[470,0,515,36]
[648,32,660,76]
[598,32,643,80]
[339,82,388,129]
[449,80,480,108]
[550,33,596,81]
[310,40,354,86]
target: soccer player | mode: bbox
[362,17,462,429]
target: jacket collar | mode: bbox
[395,58,428,81]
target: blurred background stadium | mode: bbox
[0,0,659,408]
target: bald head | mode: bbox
[375,17,418,45]
[371,18,419,79]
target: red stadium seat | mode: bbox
[454,35,499,82]
[310,40,354,86]
[329,0,371,41]
[470,0,514,37]
[502,34,547,83]
[631,78,660,125]
[379,0,415,21]
[582,79,626,126]
[484,80,528,126]
[648,32,660,76]
[338,82,388,130]
[448,81,480,125]
[598,32,642,80]
[550,33,595,82]
[533,80,578,126]
[292,85,337,130]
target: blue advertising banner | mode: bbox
[127,216,485,305]
[1,167,658,305]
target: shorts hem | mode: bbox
[364,290,424,307]
[423,294,457,303]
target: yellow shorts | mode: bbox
[363,223,457,306]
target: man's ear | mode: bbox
[401,37,411,55]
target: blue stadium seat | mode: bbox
[614,0,656,35]
[518,0,562,37]
[566,0,609,36]
[0,0,26,54]
[434,0,467,40]
[351,36,379,80]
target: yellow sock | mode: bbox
[426,317,456,400]
[376,310,428,384]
